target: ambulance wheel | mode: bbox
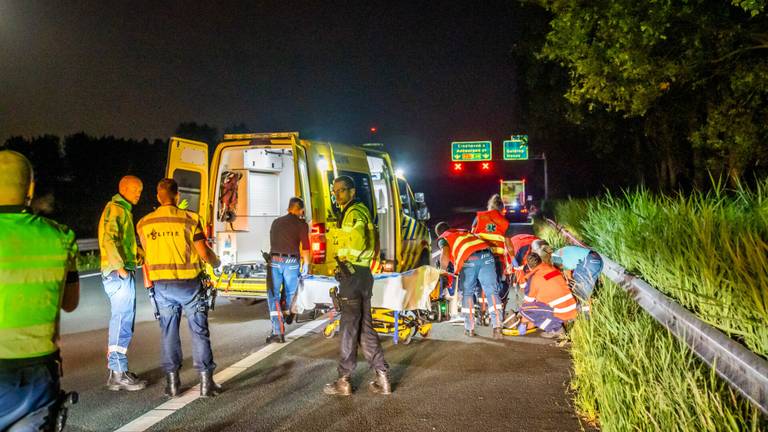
[398,327,415,345]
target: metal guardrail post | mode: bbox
[545,218,768,415]
[76,238,99,252]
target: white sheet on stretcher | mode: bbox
[295,265,441,313]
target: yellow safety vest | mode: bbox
[336,201,376,267]
[137,205,205,281]
[0,207,78,359]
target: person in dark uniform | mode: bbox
[266,197,310,343]
[323,176,390,396]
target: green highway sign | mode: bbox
[451,141,492,161]
[503,135,529,160]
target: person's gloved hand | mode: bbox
[178,198,189,210]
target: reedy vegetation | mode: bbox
[536,180,768,430]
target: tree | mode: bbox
[538,0,768,188]
[174,122,219,146]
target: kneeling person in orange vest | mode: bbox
[137,179,222,398]
[436,222,503,339]
[515,253,578,338]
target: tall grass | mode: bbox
[77,251,100,273]
[569,278,764,431]
[559,181,768,357]
[542,179,768,430]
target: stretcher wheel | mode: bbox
[418,323,432,338]
[398,326,415,345]
[323,323,337,338]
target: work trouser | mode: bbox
[103,270,136,372]
[0,353,60,431]
[571,251,603,302]
[267,256,300,336]
[460,250,503,331]
[519,301,563,332]
[154,279,216,374]
[337,265,388,377]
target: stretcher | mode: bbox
[295,265,442,344]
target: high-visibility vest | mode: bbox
[524,263,578,321]
[137,205,205,281]
[0,209,78,359]
[472,210,509,257]
[439,229,490,273]
[336,201,377,267]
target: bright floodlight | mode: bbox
[395,168,405,178]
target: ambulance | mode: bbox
[164,132,432,302]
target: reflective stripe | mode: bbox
[461,308,471,313]
[452,239,486,264]
[145,263,201,271]
[553,303,578,314]
[524,296,536,302]
[108,345,128,354]
[549,293,575,307]
[0,267,66,284]
[0,323,57,359]
[541,318,552,330]
[581,304,591,312]
[494,304,504,311]
[269,311,280,317]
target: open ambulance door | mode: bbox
[165,137,210,227]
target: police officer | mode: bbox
[98,175,147,391]
[436,221,504,339]
[136,179,221,397]
[266,197,310,344]
[0,150,80,430]
[323,176,390,396]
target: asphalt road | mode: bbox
[60,221,592,432]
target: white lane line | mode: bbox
[78,272,101,279]
[114,317,329,432]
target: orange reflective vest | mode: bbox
[439,229,490,273]
[524,263,578,321]
[472,210,509,257]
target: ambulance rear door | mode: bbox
[165,137,210,226]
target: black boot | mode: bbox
[266,334,285,344]
[200,370,221,397]
[323,375,352,396]
[106,370,147,391]
[368,369,392,395]
[164,371,181,397]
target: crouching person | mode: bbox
[552,245,603,316]
[518,253,578,338]
[137,179,222,397]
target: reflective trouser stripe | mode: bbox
[108,345,128,354]
[269,311,280,317]
[524,296,536,302]
[541,319,552,330]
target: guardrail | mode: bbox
[545,218,768,415]
[76,238,99,252]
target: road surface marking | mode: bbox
[114,317,329,432]
[78,272,101,279]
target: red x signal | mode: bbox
[453,163,463,171]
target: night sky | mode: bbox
[2,1,535,214]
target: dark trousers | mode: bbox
[337,265,388,377]
[154,280,216,373]
[0,354,60,431]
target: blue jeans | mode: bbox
[267,257,300,336]
[572,251,603,301]
[0,356,59,431]
[460,250,503,331]
[103,270,136,372]
[154,279,216,373]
